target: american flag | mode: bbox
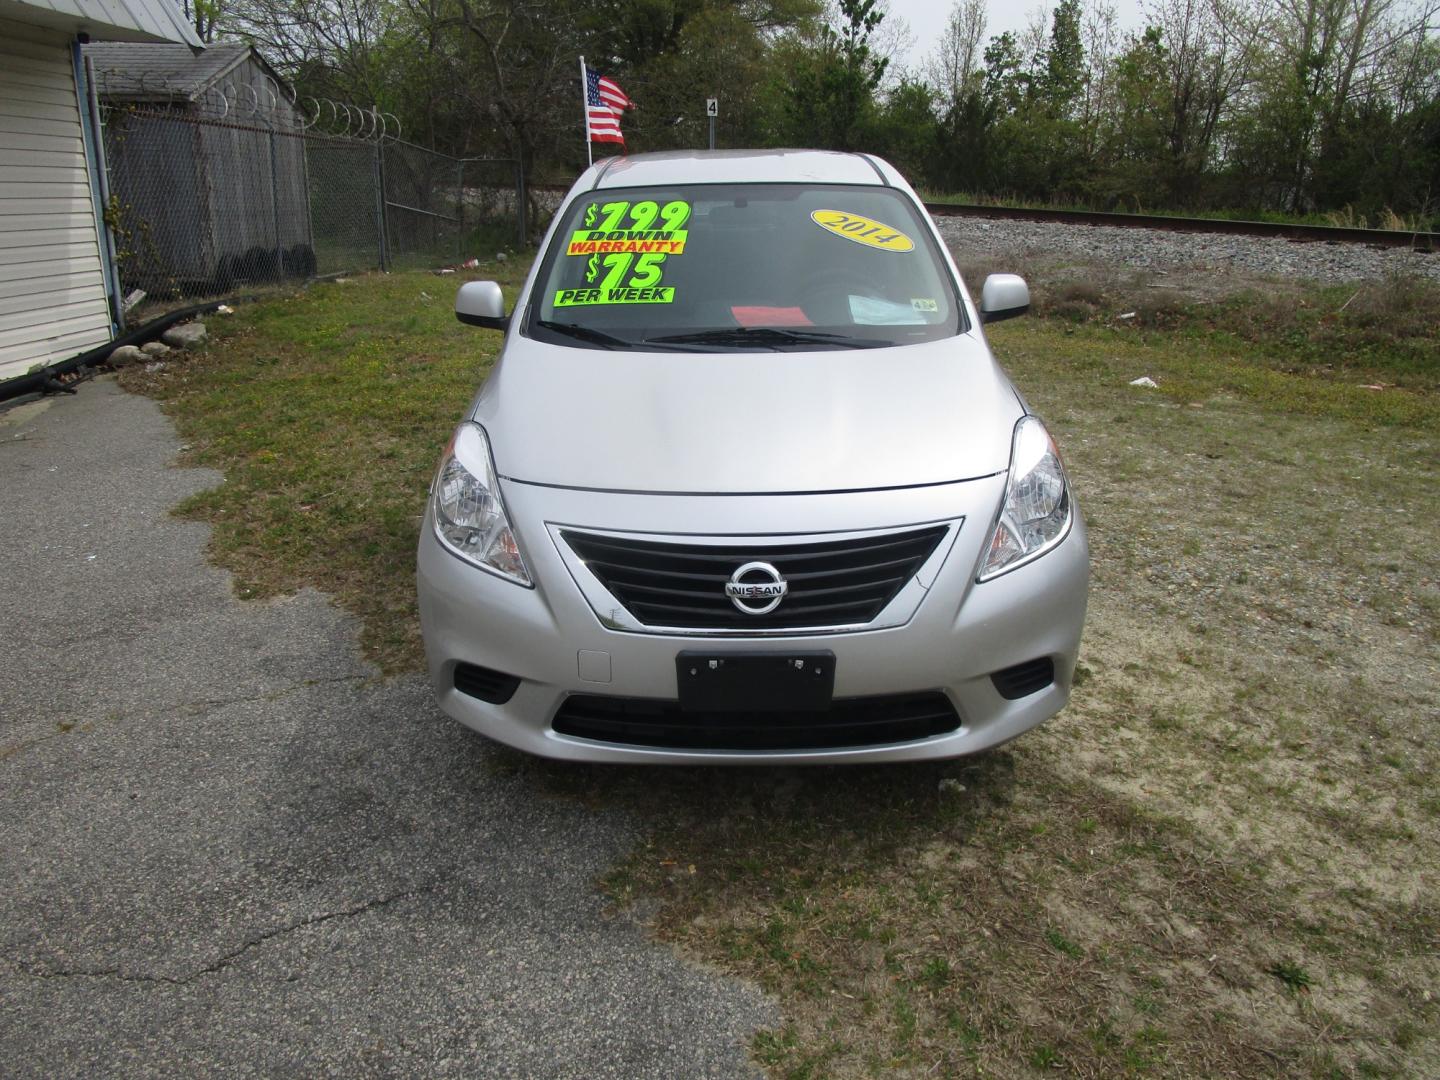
[585,66,631,145]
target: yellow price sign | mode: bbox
[810,210,915,252]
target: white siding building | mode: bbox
[0,0,200,383]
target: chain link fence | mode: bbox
[305,135,385,275]
[99,102,524,303]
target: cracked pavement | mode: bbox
[0,380,774,1077]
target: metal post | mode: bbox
[706,97,718,151]
[374,142,388,271]
[515,158,527,247]
[580,56,592,167]
[455,157,464,265]
[268,127,281,274]
[82,52,125,330]
[300,133,316,275]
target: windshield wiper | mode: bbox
[644,327,893,350]
[534,319,633,350]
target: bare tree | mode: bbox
[1020,3,1053,72]
[1142,0,1255,179]
[225,0,400,107]
[1211,0,1440,207]
[440,0,581,167]
[925,0,987,101]
[1081,0,1121,153]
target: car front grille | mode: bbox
[551,691,961,750]
[560,525,949,631]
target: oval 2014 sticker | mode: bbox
[810,210,915,252]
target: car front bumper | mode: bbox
[416,474,1088,764]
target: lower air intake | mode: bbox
[552,692,960,751]
[991,657,1055,700]
[453,662,521,704]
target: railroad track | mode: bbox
[921,201,1439,252]
[532,181,1436,250]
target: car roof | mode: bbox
[584,149,902,190]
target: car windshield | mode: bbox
[526,183,963,350]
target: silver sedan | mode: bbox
[417,149,1088,763]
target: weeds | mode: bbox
[960,256,1440,404]
[1269,961,1315,994]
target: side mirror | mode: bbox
[979,274,1030,324]
[456,281,508,330]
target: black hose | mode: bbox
[2,272,367,407]
[0,299,226,406]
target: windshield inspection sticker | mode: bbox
[850,295,926,325]
[810,210,915,252]
[568,199,691,255]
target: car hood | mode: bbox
[473,333,1022,495]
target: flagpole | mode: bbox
[579,55,592,168]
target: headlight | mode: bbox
[431,423,531,585]
[979,415,1072,580]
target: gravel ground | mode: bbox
[530,185,1435,284]
[934,214,1440,284]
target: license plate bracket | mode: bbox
[676,651,835,713]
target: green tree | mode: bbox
[588,0,822,154]
[867,77,938,181]
[982,31,1029,115]
[977,4,1089,202]
[182,0,222,42]
[1038,0,1084,118]
[773,0,889,150]
[1101,26,1172,203]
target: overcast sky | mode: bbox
[883,0,1149,74]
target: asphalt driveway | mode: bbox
[0,379,772,1077]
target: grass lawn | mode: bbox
[122,265,1439,1078]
